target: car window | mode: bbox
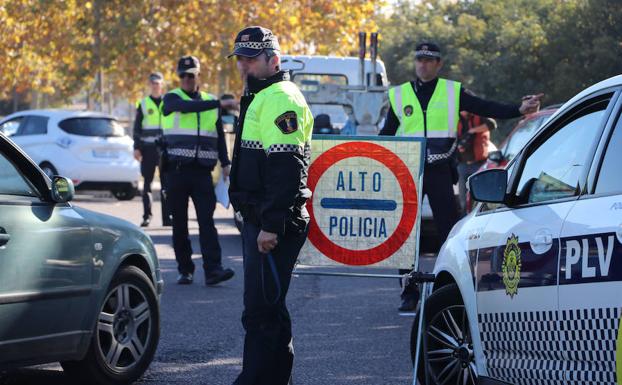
[58,118,125,137]
[0,118,24,137]
[502,116,545,162]
[515,95,611,204]
[20,116,49,135]
[595,112,622,194]
[0,151,38,197]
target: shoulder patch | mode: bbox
[274,111,298,134]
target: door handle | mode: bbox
[0,230,9,246]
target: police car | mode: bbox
[414,74,622,385]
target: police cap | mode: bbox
[148,72,164,83]
[415,42,441,60]
[177,56,200,75]
[228,26,280,58]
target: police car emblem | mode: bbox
[502,234,521,298]
[275,111,298,134]
[404,105,414,117]
[148,108,154,115]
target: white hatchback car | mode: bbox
[0,110,139,200]
[414,74,622,385]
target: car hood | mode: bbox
[72,205,148,241]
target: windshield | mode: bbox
[59,118,125,137]
[501,116,546,161]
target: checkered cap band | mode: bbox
[234,41,279,51]
[416,49,441,58]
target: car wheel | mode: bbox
[40,162,58,179]
[111,186,137,201]
[62,266,160,385]
[410,283,477,385]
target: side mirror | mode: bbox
[468,169,507,204]
[487,150,504,163]
[51,176,75,203]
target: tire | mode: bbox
[39,162,58,180]
[112,186,137,201]
[62,266,160,385]
[410,283,477,385]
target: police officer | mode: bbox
[133,72,165,227]
[228,26,313,385]
[381,42,542,311]
[161,56,238,285]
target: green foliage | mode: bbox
[380,0,622,106]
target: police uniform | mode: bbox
[161,56,234,286]
[133,72,166,227]
[380,42,523,310]
[228,27,313,385]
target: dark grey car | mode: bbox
[0,132,163,384]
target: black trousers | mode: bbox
[140,145,160,220]
[401,161,459,300]
[167,166,222,275]
[233,221,308,385]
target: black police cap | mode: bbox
[177,56,200,75]
[415,42,441,59]
[228,26,280,58]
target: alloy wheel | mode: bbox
[96,283,152,373]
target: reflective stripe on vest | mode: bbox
[161,88,218,137]
[241,81,313,155]
[388,78,461,138]
[139,97,162,131]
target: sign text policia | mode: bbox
[298,137,424,269]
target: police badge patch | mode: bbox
[502,234,522,298]
[274,111,298,134]
[404,105,414,117]
[148,108,154,115]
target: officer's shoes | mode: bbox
[205,268,235,286]
[177,273,193,285]
[140,216,152,227]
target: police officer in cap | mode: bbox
[228,26,313,385]
[161,55,238,285]
[381,42,542,311]
[133,72,167,227]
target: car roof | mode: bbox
[547,74,622,122]
[2,109,117,121]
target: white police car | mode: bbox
[414,74,622,385]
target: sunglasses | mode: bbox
[179,73,196,79]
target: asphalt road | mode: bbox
[0,190,435,385]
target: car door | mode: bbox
[474,92,613,385]
[0,136,93,363]
[10,115,50,163]
[557,90,622,385]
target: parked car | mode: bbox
[413,74,622,385]
[0,110,140,200]
[0,131,162,384]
